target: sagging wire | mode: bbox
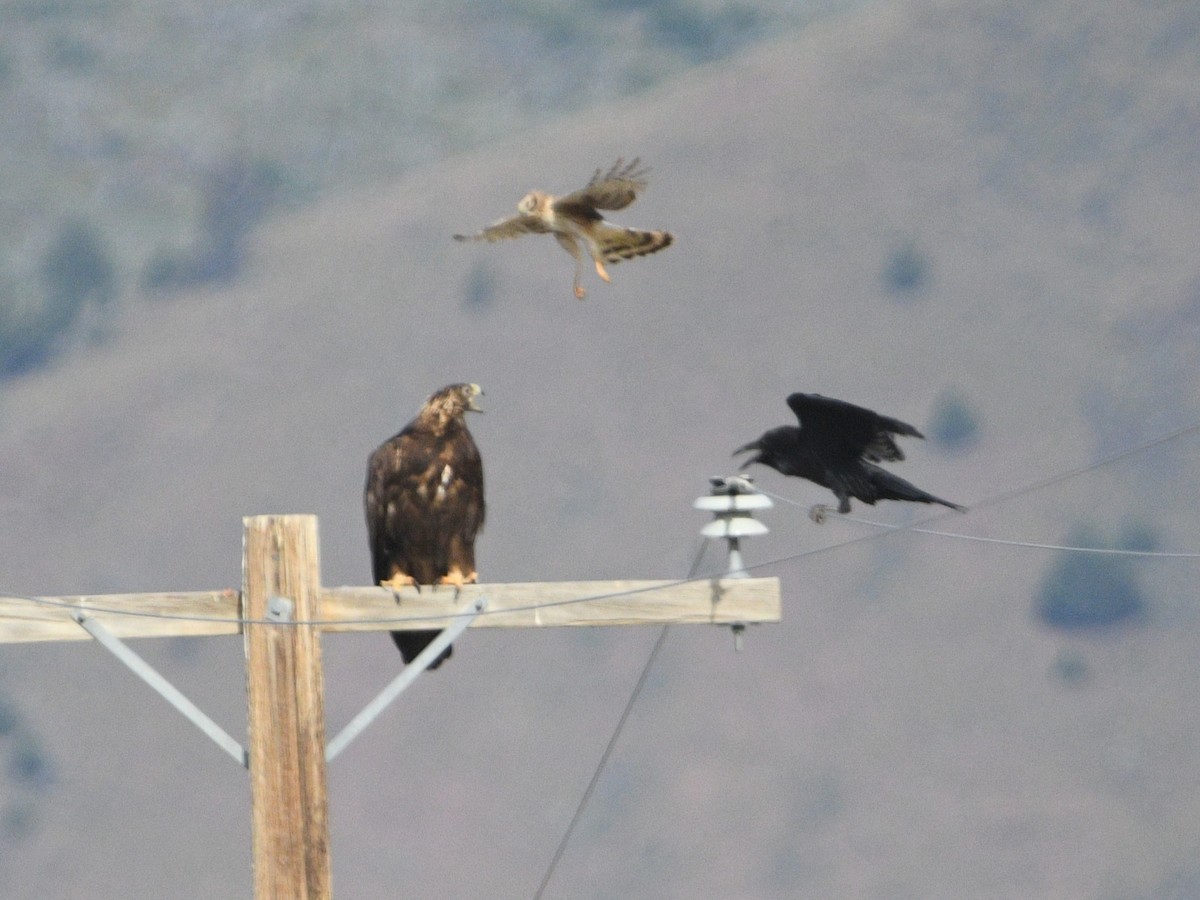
[532,537,711,900]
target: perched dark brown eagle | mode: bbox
[364,383,485,668]
[735,392,965,514]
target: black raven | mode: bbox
[735,393,965,514]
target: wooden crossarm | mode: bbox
[0,578,780,643]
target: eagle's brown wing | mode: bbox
[440,425,485,585]
[366,432,439,587]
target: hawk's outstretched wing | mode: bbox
[554,158,650,213]
[451,158,671,299]
[453,214,551,243]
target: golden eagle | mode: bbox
[735,392,965,514]
[365,383,485,668]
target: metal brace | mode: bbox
[74,612,249,767]
[76,592,487,768]
[325,594,488,762]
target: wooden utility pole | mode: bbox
[242,515,331,899]
[0,514,781,899]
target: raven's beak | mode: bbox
[732,440,761,470]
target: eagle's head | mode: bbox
[517,190,549,217]
[456,382,485,414]
[422,383,484,429]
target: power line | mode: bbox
[751,416,1200,564]
[829,511,1200,558]
[550,421,1200,898]
[759,492,1200,558]
[527,418,1200,897]
[958,418,1200,513]
[5,417,1199,628]
[532,623,670,900]
[532,538,711,900]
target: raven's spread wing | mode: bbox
[554,158,650,214]
[786,393,923,465]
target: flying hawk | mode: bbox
[453,158,674,299]
[365,383,485,668]
[735,392,965,514]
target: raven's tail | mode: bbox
[869,468,966,512]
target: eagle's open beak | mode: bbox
[468,385,484,413]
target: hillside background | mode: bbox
[2,0,1200,897]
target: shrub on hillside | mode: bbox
[646,2,763,62]
[6,735,53,790]
[883,240,929,297]
[143,156,290,294]
[462,261,498,312]
[928,390,980,451]
[0,219,115,376]
[1035,524,1151,629]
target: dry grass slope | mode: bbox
[1,0,1200,895]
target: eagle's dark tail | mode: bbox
[868,468,966,512]
[391,629,452,669]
